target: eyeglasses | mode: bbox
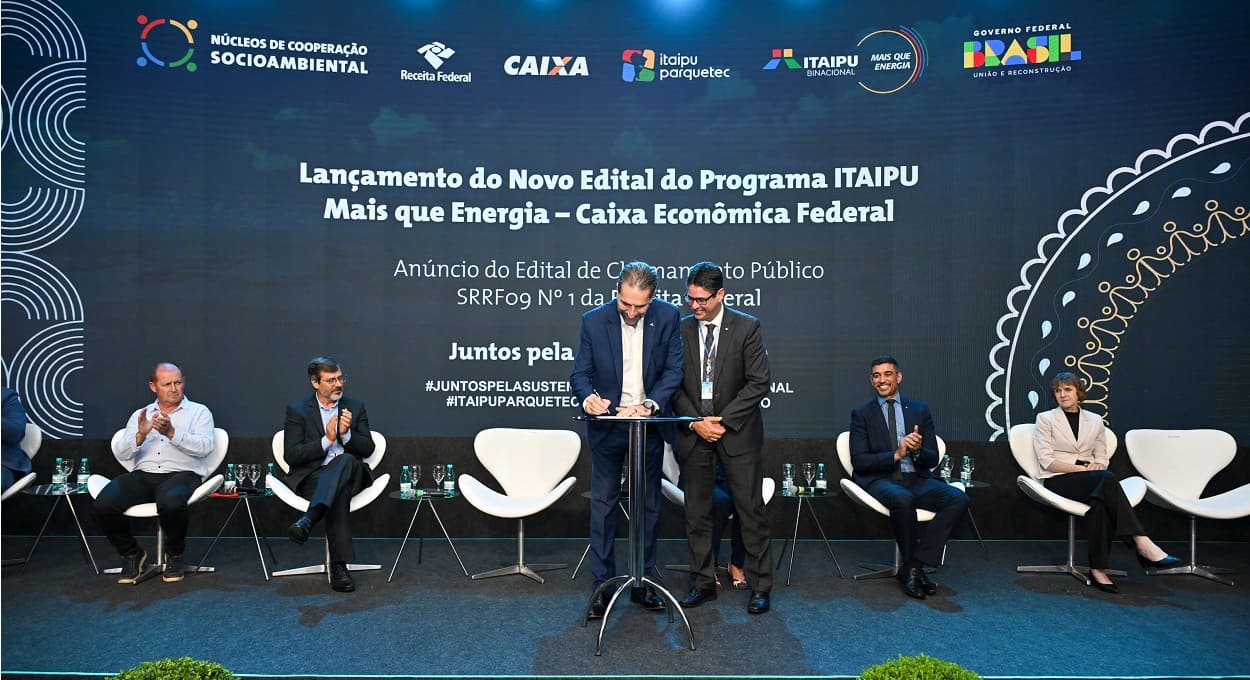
[321,375,347,385]
[685,291,720,306]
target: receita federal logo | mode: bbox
[402,41,471,84]
[964,22,1081,79]
[136,14,198,72]
[621,48,730,83]
[762,26,927,94]
[503,55,588,76]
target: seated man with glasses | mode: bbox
[283,356,375,592]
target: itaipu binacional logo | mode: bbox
[136,14,199,71]
[761,27,927,94]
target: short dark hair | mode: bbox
[617,261,658,294]
[307,356,340,381]
[1050,372,1087,401]
[870,355,899,371]
[686,261,724,293]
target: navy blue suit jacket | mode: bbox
[848,395,939,488]
[570,298,683,451]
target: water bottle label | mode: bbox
[815,479,827,490]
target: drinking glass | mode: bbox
[56,459,75,491]
[411,464,421,492]
[432,464,445,491]
[802,462,815,485]
[248,464,261,491]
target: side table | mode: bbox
[18,483,100,574]
[195,491,279,580]
[773,487,844,585]
[387,489,469,582]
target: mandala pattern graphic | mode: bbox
[1,0,86,438]
[985,112,1250,440]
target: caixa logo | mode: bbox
[503,55,588,76]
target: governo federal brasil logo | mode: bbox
[136,14,199,72]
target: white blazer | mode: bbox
[1032,406,1108,479]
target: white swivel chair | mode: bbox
[1125,428,1250,586]
[837,431,955,579]
[660,442,776,574]
[457,428,579,584]
[267,430,391,581]
[87,428,229,583]
[2,423,43,566]
[1009,423,1145,585]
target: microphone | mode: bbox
[334,392,345,441]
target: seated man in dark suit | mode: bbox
[283,356,375,592]
[2,387,32,492]
[848,355,968,599]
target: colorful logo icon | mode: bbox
[136,14,198,72]
[418,41,455,70]
[762,48,801,70]
[621,49,656,82]
[964,34,1081,68]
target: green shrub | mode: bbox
[860,653,980,680]
[111,657,235,680]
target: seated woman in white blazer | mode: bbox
[1033,372,1180,593]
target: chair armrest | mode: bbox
[660,478,685,506]
[459,474,576,519]
[266,475,310,512]
[1,472,37,501]
[348,473,390,512]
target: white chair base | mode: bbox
[852,544,944,581]
[1015,516,1127,586]
[100,527,215,584]
[272,539,379,582]
[472,518,564,584]
[1143,516,1235,586]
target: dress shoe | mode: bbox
[329,562,355,592]
[630,586,665,611]
[898,567,926,599]
[586,592,608,620]
[288,515,313,545]
[1089,577,1119,594]
[1136,552,1182,570]
[917,569,938,596]
[748,591,770,614]
[679,586,717,608]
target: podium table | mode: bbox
[578,415,697,654]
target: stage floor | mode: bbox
[2,535,1249,679]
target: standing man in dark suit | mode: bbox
[849,356,967,599]
[670,262,774,614]
[284,356,375,592]
[2,388,32,492]
[571,261,683,619]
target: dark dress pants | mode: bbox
[297,454,370,563]
[711,478,746,569]
[1044,469,1145,569]
[588,423,662,587]
[682,438,773,592]
[866,474,969,568]
[93,470,201,557]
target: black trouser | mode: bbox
[681,438,773,592]
[93,470,201,557]
[297,454,370,563]
[866,474,969,568]
[1044,470,1145,569]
